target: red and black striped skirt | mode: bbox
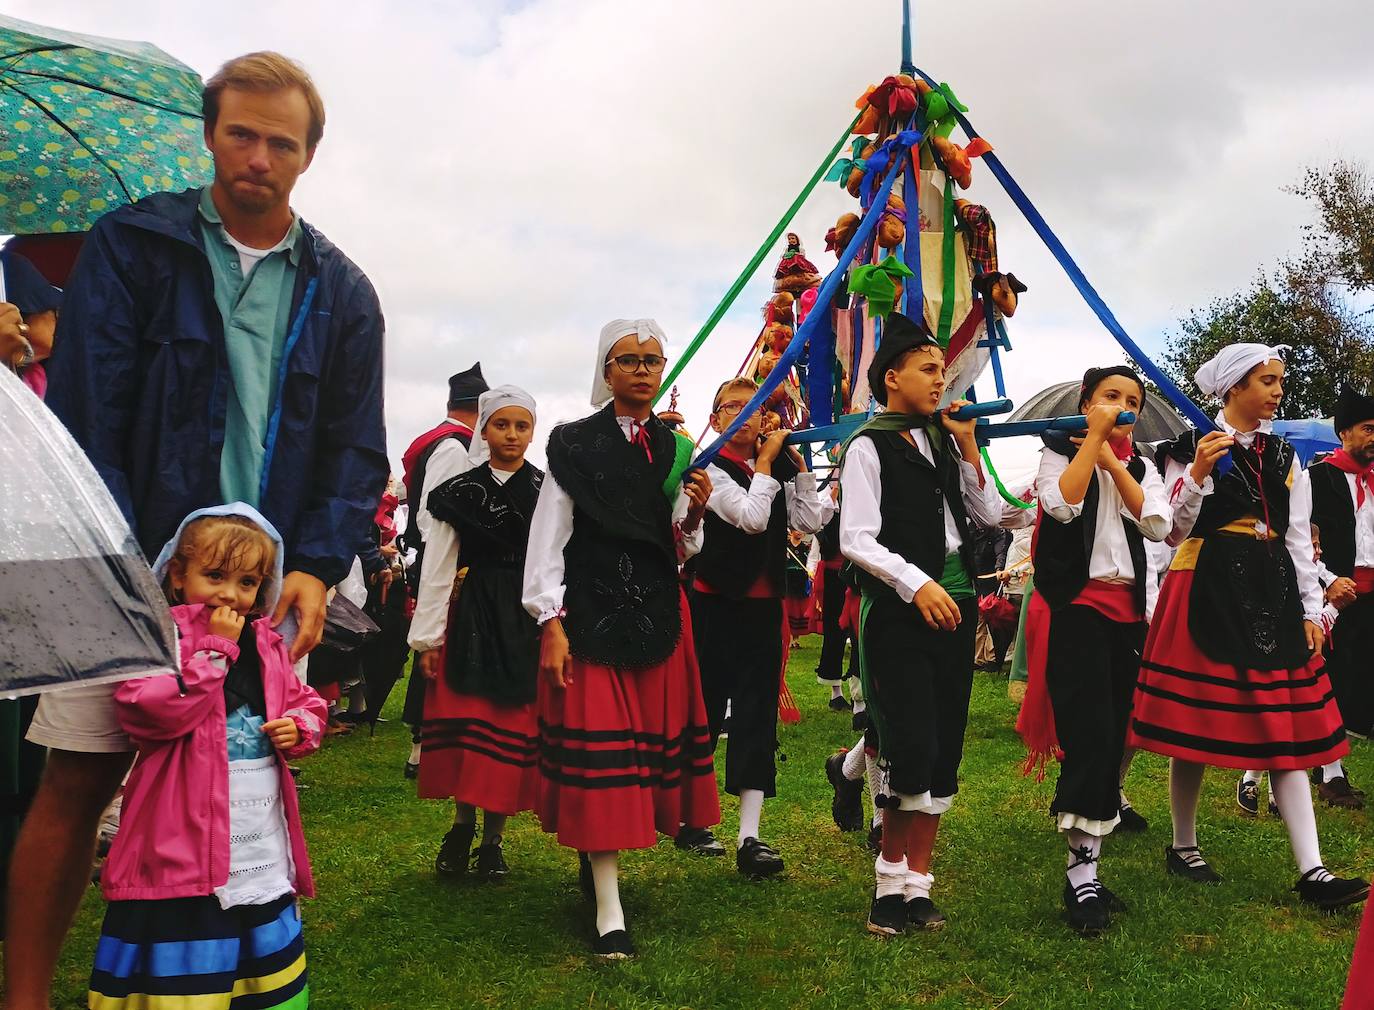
[536,591,720,852]
[1126,568,1347,770]
[418,688,538,816]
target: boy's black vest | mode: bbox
[545,405,682,669]
[1033,434,1149,618]
[1163,429,1306,670]
[695,452,798,599]
[852,428,973,598]
[816,511,842,562]
[1309,457,1358,579]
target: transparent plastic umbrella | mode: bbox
[0,365,177,696]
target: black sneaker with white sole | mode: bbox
[867,892,906,936]
[904,896,946,930]
[675,826,726,857]
[592,928,636,960]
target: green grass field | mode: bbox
[49,639,1371,1009]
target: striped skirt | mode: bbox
[536,590,719,852]
[89,893,307,1009]
[1127,566,1347,771]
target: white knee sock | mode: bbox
[589,851,625,935]
[1271,769,1330,879]
[905,868,934,902]
[408,742,422,765]
[842,737,866,781]
[875,855,907,899]
[865,752,884,812]
[830,683,844,700]
[1321,760,1346,782]
[737,790,764,846]
[1169,759,1206,850]
[1242,769,1262,785]
[850,676,866,713]
[1065,829,1101,891]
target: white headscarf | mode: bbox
[591,318,669,408]
[1194,343,1291,399]
[468,384,537,465]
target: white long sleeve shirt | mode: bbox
[1036,447,1172,586]
[703,461,828,536]
[1161,413,1324,622]
[838,428,1001,603]
[406,425,475,652]
[522,417,703,625]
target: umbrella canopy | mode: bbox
[0,15,211,235]
[1007,379,1191,444]
[0,365,177,696]
[1273,418,1339,466]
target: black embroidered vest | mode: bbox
[1033,434,1149,617]
[545,405,682,669]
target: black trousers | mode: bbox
[860,591,977,802]
[1045,604,1145,829]
[816,568,858,684]
[690,592,782,797]
[1327,592,1374,737]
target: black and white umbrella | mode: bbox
[0,367,177,696]
[1008,380,1191,445]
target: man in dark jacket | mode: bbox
[6,52,387,1009]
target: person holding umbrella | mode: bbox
[7,51,387,1008]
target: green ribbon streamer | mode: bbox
[662,431,696,502]
[922,82,967,140]
[653,113,862,406]
[847,255,915,319]
[936,173,957,345]
[981,445,1035,510]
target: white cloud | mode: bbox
[15,0,1374,469]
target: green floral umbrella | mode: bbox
[0,14,212,235]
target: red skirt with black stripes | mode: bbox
[536,590,720,852]
[1126,568,1348,771]
[417,682,539,815]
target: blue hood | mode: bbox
[151,502,286,615]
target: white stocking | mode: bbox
[589,851,624,936]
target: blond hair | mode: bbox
[203,51,326,149]
[164,515,277,612]
[713,377,759,412]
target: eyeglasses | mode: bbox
[608,353,667,374]
[713,400,750,417]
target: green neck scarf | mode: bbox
[838,410,943,467]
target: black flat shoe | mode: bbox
[1236,778,1260,816]
[1064,880,1109,936]
[1116,804,1149,832]
[867,892,905,937]
[1295,868,1370,910]
[435,822,475,879]
[473,839,509,881]
[592,928,636,961]
[674,826,725,857]
[826,751,864,832]
[1097,883,1128,915]
[403,761,419,780]
[1165,845,1222,884]
[904,896,946,930]
[737,837,785,879]
[578,852,594,901]
[851,710,869,732]
[828,695,853,712]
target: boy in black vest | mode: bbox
[1307,386,1374,803]
[1022,365,1171,934]
[689,377,828,877]
[838,313,1000,936]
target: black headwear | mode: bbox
[1334,385,1374,434]
[447,362,489,408]
[1,251,61,318]
[1078,365,1144,410]
[866,312,940,406]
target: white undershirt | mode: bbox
[522,417,703,624]
[223,228,292,277]
[838,428,1001,602]
[1036,447,1172,584]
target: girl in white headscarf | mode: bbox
[1125,343,1368,910]
[410,386,544,883]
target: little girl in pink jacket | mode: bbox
[89,503,326,1010]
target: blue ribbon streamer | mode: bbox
[907,67,1227,471]
[692,139,914,472]
[861,130,921,206]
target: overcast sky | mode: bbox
[15,0,1374,486]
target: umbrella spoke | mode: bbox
[0,67,199,117]
[0,79,131,202]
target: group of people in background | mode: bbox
[3,42,1373,1010]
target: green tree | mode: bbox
[1159,161,1374,419]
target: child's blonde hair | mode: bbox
[163,515,277,612]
